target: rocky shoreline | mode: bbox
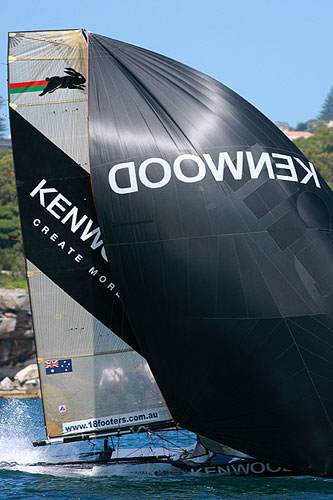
[0,363,40,398]
[0,288,40,399]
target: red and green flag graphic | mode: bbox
[9,80,48,94]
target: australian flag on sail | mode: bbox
[45,359,72,375]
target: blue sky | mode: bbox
[1,0,332,136]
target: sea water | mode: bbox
[0,399,332,500]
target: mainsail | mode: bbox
[87,34,333,476]
[8,30,173,440]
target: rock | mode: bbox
[0,358,36,381]
[23,329,34,339]
[23,378,40,391]
[0,376,15,390]
[14,363,38,385]
[0,288,30,312]
[0,288,34,369]
[0,313,17,337]
[24,378,39,386]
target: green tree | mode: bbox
[306,119,327,133]
[318,86,333,121]
[295,122,307,131]
[294,126,333,187]
[0,149,22,248]
[0,98,6,138]
[0,148,26,287]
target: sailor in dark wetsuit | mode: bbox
[98,438,115,461]
[39,67,86,96]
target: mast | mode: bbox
[88,34,333,476]
[8,30,173,441]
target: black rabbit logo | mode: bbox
[39,68,86,96]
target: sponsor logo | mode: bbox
[190,461,292,475]
[39,68,86,97]
[30,179,107,262]
[9,68,86,96]
[63,409,161,434]
[29,179,119,297]
[59,405,67,414]
[108,151,321,194]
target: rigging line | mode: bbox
[147,433,161,450]
[147,432,180,454]
[118,440,166,459]
[148,430,188,452]
[283,317,333,432]
[174,429,196,441]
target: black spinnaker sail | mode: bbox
[88,34,333,476]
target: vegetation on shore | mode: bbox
[294,127,333,188]
[0,148,26,290]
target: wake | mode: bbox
[0,399,185,477]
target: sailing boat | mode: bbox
[8,30,333,478]
[7,29,297,478]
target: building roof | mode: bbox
[283,130,314,140]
